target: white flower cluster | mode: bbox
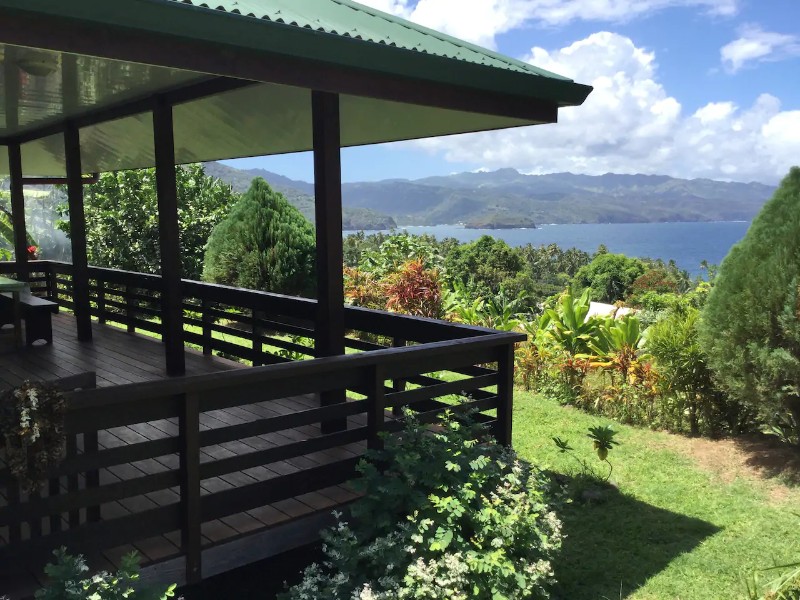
[15,386,41,443]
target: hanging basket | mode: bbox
[0,381,67,493]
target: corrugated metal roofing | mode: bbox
[170,0,569,81]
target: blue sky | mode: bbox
[225,0,800,185]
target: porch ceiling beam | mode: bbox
[8,76,257,146]
[0,12,558,129]
[153,95,186,377]
[21,175,99,186]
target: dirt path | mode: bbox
[655,432,800,503]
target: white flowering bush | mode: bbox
[35,548,176,600]
[281,412,563,600]
[0,380,66,492]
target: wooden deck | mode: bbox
[0,315,363,598]
[0,312,242,389]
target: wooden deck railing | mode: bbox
[0,260,523,584]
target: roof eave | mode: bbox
[0,0,592,109]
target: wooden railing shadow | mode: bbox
[551,481,720,599]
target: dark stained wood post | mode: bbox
[7,143,28,281]
[368,364,386,450]
[312,91,347,432]
[64,124,93,341]
[180,392,202,583]
[495,343,515,446]
[153,95,185,376]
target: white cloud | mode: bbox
[356,0,738,47]
[721,25,800,73]
[411,32,797,184]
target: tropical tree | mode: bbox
[649,307,737,435]
[700,167,800,443]
[589,315,648,382]
[572,252,647,303]
[58,164,238,280]
[203,178,316,297]
[543,290,603,389]
[444,235,525,298]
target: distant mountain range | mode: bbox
[204,162,776,230]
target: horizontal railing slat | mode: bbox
[0,470,180,526]
[200,427,367,480]
[201,457,360,522]
[0,503,182,563]
[198,400,369,447]
[386,373,498,409]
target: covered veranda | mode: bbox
[0,0,591,596]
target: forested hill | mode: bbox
[204,162,776,228]
[203,162,396,231]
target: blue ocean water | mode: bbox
[391,222,751,277]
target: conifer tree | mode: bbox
[203,178,316,297]
[700,167,800,441]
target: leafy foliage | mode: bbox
[384,259,443,318]
[444,235,525,298]
[553,424,620,482]
[700,167,800,443]
[0,381,66,493]
[58,164,237,280]
[281,413,563,600]
[572,252,647,303]
[35,548,176,600]
[203,178,316,297]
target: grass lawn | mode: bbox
[513,390,800,600]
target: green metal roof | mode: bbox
[0,0,593,176]
[0,0,591,108]
[170,0,567,81]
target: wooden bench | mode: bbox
[0,290,57,345]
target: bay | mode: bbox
[384,222,751,277]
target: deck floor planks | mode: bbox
[1,313,369,597]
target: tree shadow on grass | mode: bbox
[731,434,800,486]
[551,482,720,600]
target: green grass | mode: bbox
[513,391,800,600]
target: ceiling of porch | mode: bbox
[0,43,536,177]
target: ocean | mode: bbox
[371,222,752,277]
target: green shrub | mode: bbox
[281,413,563,600]
[60,164,237,280]
[648,306,744,436]
[700,167,800,443]
[203,178,316,297]
[572,253,647,303]
[35,548,175,600]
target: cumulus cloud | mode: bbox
[356,0,738,47]
[412,32,798,184]
[721,25,800,73]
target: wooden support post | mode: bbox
[153,96,185,376]
[66,435,80,528]
[368,365,386,450]
[201,298,212,355]
[253,309,265,366]
[7,143,28,282]
[312,91,347,433]
[97,279,106,324]
[125,284,136,333]
[180,392,202,584]
[496,344,515,446]
[64,124,93,341]
[391,337,407,416]
[84,430,101,522]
